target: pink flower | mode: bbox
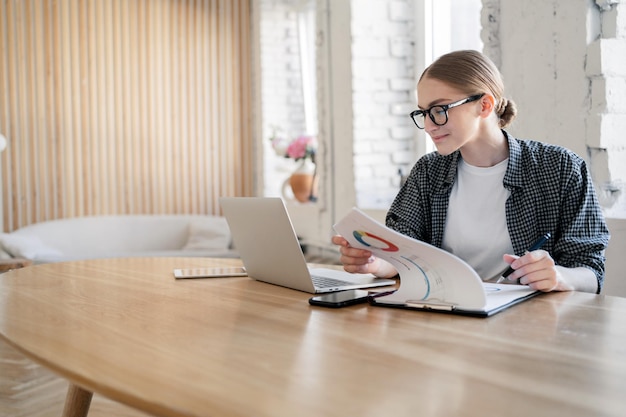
[285,136,317,161]
[269,129,317,161]
[285,136,310,159]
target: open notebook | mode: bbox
[219,197,396,294]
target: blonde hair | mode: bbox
[419,50,517,128]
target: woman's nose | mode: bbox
[424,116,439,133]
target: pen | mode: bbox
[496,233,552,283]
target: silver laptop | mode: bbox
[219,197,396,293]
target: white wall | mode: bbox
[482,0,626,295]
[604,218,626,297]
[484,0,626,211]
[350,0,417,209]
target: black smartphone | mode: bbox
[308,289,371,308]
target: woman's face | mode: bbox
[416,77,482,156]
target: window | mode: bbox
[255,0,482,245]
[352,0,482,209]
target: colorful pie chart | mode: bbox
[352,231,399,252]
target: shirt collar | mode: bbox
[502,130,524,189]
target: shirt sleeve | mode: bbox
[503,136,609,293]
[552,156,609,293]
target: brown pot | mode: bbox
[282,159,318,203]
[289,172,319,203]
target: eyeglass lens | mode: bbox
[413,106,447,128]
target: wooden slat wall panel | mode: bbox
[0,0,252,232]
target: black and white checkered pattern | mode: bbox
[386,130,609,292]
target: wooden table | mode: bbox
[0,257,625,417]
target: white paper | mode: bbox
[334,208,537,313]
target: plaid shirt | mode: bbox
[386,131,609,293]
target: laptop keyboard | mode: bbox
[311,275,354,288]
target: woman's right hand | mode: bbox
[331,235,398,278]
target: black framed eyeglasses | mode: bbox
[409,93,485,129]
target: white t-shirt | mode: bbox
[442,158,514,280]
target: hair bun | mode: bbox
[498,97,517,128]
[497,97,508,116]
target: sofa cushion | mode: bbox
[0,233,63,261]
[182,218,231,251]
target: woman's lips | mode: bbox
[430,133,448,142]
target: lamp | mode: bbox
[0,133,6,233]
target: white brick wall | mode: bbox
[589,34,626,201]
[351,0,417,209]
[260,0,483,209]
[484,0,626,217]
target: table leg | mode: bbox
[61,383,93,417]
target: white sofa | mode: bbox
[0,215,238,264]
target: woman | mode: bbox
[332,50,609,293]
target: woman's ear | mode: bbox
[479,94,496,118]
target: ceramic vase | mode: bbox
[282,159,318,203]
